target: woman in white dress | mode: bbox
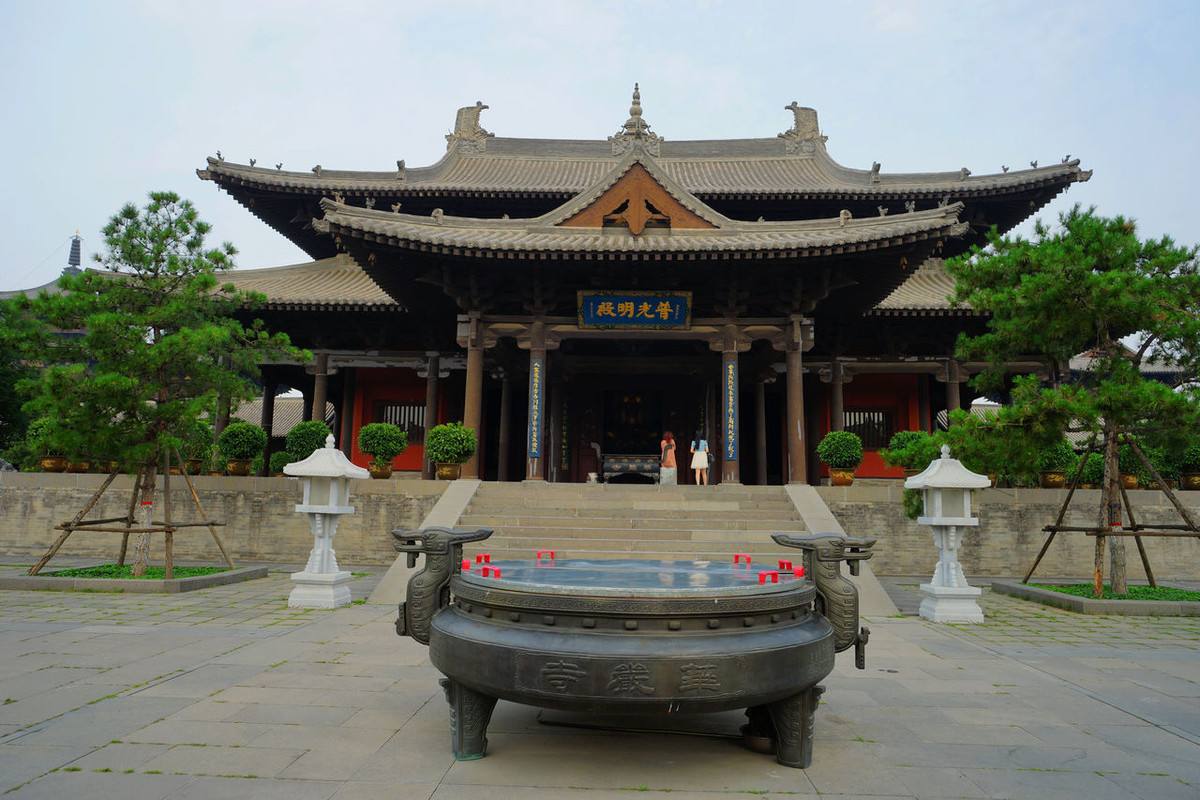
[690,430,710,485]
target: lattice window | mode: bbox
[843,408,895,450]
[374,402,425,444]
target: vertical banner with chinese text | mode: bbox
[723,355,738,462]
[527,356,545,459]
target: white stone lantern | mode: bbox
[904,445,991,623]
[284,434,369,608]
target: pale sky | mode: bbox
[2,0,1198,290]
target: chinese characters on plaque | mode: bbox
[723,358,738,461]
[578,291,691,330]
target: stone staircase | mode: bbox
[459,483,808,563]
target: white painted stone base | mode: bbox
[919,582,984,623]
[288,570,353,609]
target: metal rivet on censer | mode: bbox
[483,608,493,618]
[509,612,521,622]
[582,618,596,628]
[542,615,555,626]
[707,619,720,629]
[743,617,754,627]
[771,613,781,623]
[624,620,638,631]
[668,620,682,631]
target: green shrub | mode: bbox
[1080,452,1105,485]
[1117,442,1141,479]
[880,430,940,471]
[217,421,267,460]
[358,422,409,468]
[1181,444,1200,473]
[269,450,292,475]
[25,418,60,456]
[902,488,924,520]
[816,430,863,470]
[286,420,331,462]
[1036,439,1077,473]
[181,419,214,461]
[424,422,476,465]
[1142,445,1176,483]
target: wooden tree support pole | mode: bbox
[1022,438,1096,584]
[28,470,121,576]
[1119,485,1157,588]
[1093,531,1107,598]
[118,467,143,566]
[175,447,234,568]
[163,449,174,580]
[1128,439,1200,531]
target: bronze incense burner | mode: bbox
[393,527,873,768]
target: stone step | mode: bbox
[459,506,803,521]
[468,497,797,513]
[459,514,804,532]
[471,489,788,503]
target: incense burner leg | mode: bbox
[441,678,497,760]
[768,685,825,769]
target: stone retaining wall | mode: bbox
[0,473,445,566]
[819,483,1200,580]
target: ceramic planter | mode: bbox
[226,459,252,477]
[38,456,68,473]
[368,463,394,480]
[1120,474,1139,490]
[1039,471,1067,489]
[66,460,91,474]
[436,462,463,480]
[829,467,855,486]
[1181,473,1200,490]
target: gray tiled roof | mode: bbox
[313,154,970,256]
[198,109,1090,199]
[221,254,398,310]
[871,258,977,316]
[233,397,334,437]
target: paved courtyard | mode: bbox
[0,562,1197,799]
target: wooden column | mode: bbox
[548,378,563,483]
[497,371,512,481]
[526,320,548,481]
[422,354,440,479]
[311,352,329,424]
[301,386,313,422]
[259,377,277,477]
[462,317,484,480]
[339,366,356,458]
[830,359,845,432]
[785,346,806,484]
[754,378,768,485]
[720,349,740,484]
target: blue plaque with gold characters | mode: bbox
[578,291,691,330]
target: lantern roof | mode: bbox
[904,445,990,490]
[284,435,370,479]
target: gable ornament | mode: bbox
[778,102,827,155]
[446,102,494,154]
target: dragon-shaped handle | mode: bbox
[773,532,876,669]
[392,527,492,645]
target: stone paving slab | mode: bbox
[0,561,1197,798]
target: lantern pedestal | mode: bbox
[919,583,984,623]
[289,570,353,609]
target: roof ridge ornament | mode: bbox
[446,101,494,154]
[778,102,827,155]
[609,83,663,157]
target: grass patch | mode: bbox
[351,599,367,605]
[1033,583,1200,602]
[45,564,228,580]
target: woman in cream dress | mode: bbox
[690,431,709,485]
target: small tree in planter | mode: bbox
[26,418,66,472]
[1036,440,1077,488]
[286,420,331,463]
[1117,442,1142,490]
[1180,444,1200,490]
[1080,452,1105,489]
[218,422,267,476]
[181,419,213,475]
[425,422,477,480]
[269,450,292,477]
[358,422,408,479]
[816,431,863,486]
[881,430,941,475]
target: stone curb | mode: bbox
[992,579,1200,616]
[0,566,269,594]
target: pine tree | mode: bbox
[948,205,1200,594]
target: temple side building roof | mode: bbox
[870,259,977,316]
[221,254,397,311]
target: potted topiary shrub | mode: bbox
[816,430,863,487]
[425,422,477,480]
[26,418,67,473]
[881,430,940,477]
[1036,440,1077,488]
[1117,442,1140,490]
[286,420,331,463]
[358,422,408,479]
[179,418,213,475]
[1079,451,1105,489]
[1180,444,1200,490]
[269,450,292,477]
[218,421,267,476]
